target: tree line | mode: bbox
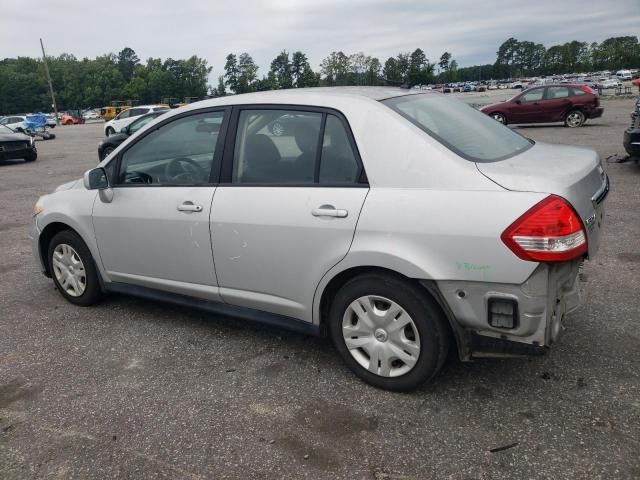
[1,36,638,114]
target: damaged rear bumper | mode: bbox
[436,260,581,359]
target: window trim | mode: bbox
[108,106,231,188]
[219,104,368,188]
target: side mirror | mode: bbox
[514,99,522,104]
[83,167,109,190]
[120,126,129,134]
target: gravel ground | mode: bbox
[1,97,639,479]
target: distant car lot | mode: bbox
[0,95,638,479]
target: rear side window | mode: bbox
[319,115,359,184]
[382,94,532,162]
[547,87,570,99]
[231,109,362,185]
[571,88,586,96]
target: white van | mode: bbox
[616,70,632,81]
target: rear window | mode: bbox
[382,94,533,162]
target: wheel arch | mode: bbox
[38,221,80,277]
[316,265,468,360]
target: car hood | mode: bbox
[54,179,81,192]
[0,132,30,142]
[480,101,509,111]
[105,133,128,143]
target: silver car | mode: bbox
[31,87,608,390]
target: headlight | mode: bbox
[30,136,34,146]
[33,196,46,216]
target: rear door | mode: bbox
[510,88,545,124]
[542,86,571,121]
[211,107,368,322]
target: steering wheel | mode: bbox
[164,157,207,183]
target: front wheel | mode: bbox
[24,152,37,162]
[48,230,103,306]
[491,112,507,125]
[565,110,585,128]
[329,273,450,391]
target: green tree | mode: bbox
[117,47,140,82]
[270,50,293,89]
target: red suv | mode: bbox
[480,85,603,128]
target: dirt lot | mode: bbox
[1,97,639,479]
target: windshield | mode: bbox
[0,124,15,134]
[382,94,532,162]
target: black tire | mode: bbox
[105,127,115,136]
[24,152,37,162]
[328,272,450,391]
[564,109,585,128]
[47,230,103,306]
[101,146,114,159]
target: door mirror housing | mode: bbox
[121,126,129,134]
[514,99,522,104]
[83,167,109,190]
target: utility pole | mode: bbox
[40,38,59,125]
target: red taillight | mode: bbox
[501,195,588,262]
[578,85,594,94]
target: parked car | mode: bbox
[623,97,640,158]
[98,111,168,160]
[83,110,100,120]
[103,105,169,136]
[31,87,608,391]
[480,84,603,127]
[60,111,85,125]
[596,79,622,89]
[0,115,26,131]
[0,124,37,162]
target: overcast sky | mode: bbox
[1,0,638,81]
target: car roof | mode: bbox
[182,87,427,111]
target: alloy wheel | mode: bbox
[566,111,585,128]
[342,295,421,377]
[52,243,86,297]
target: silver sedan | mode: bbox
[31,87,608,390]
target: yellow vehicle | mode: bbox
[99,100,138,121]
[161,97,201,109]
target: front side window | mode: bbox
[232,110,322,184]
[521,88,544,102]
[117,109,131,120]
[382,94,532,162]
[117,111,224,185]
[547,87,570,99]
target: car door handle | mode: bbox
[177,201,203,213]
[311,205,348,218]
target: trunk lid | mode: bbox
[477,142,608,257]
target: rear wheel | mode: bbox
[565,109,585,128]
[328,272,450,391]
[491,112,507,125]
[48,230,103,306]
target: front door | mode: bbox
[93,109,228,301]
[211,108,368,322]
[510,87,545,124]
